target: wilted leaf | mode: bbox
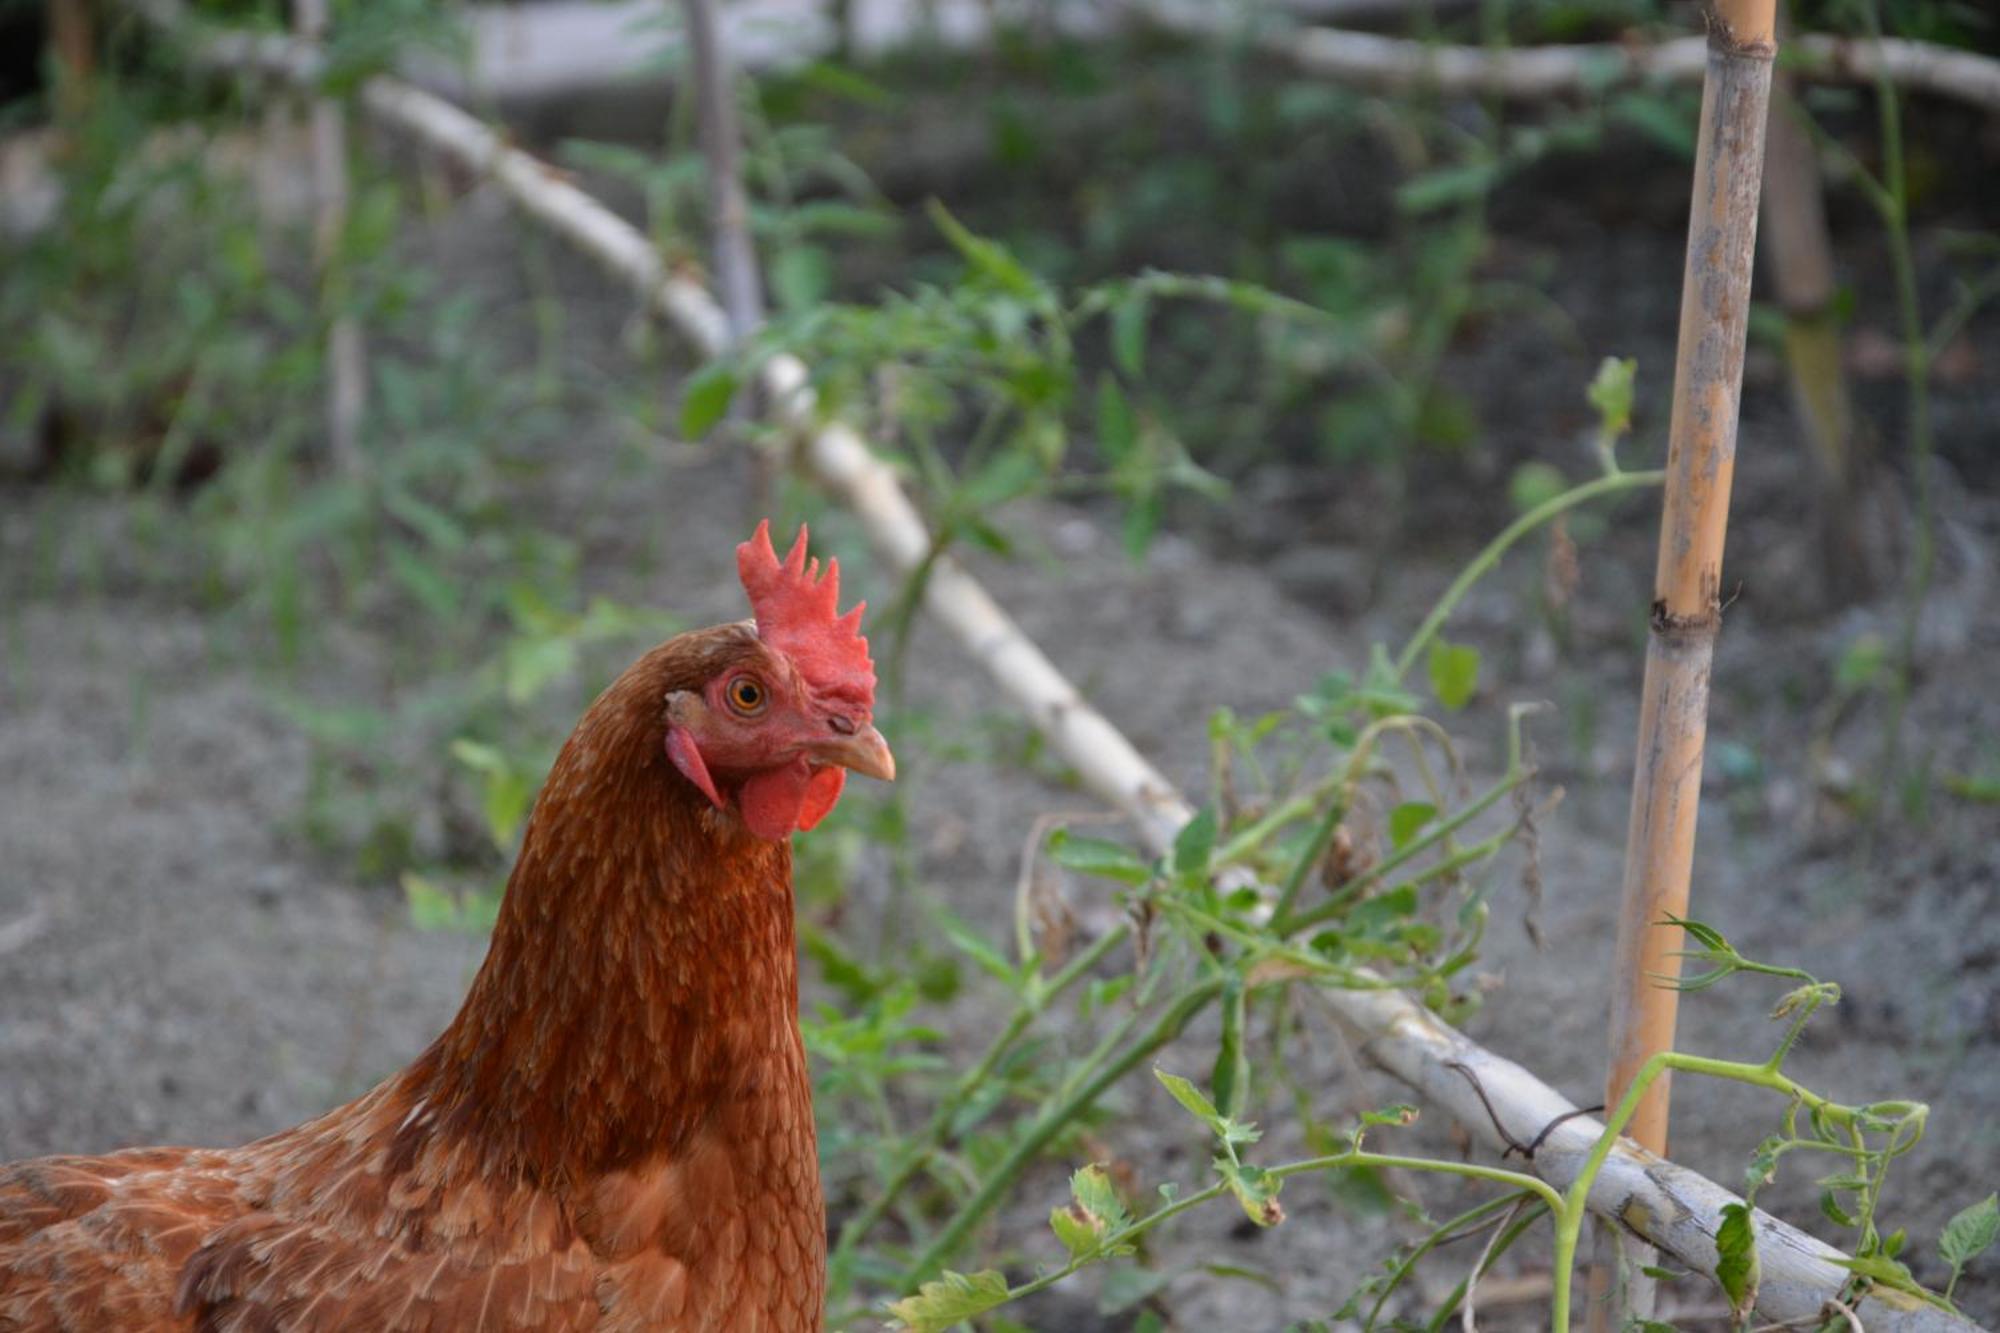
[1049,1164,1136,1263]
[888,1269,1011,1332]
[1217,1160,1285,1228]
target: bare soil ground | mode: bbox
[2,82,1997,1330]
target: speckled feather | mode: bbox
[0,625,826,1332]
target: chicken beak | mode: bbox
[813,724,896,782]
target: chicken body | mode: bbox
[0,622,851,1331]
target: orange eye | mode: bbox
[725,676,767,716]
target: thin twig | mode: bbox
[1463,1196,1533,1333]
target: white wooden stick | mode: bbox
[1160,7,2000,114]
[135,11,1990,1329]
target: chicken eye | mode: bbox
[725,676,767,716]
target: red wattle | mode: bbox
[796,767,846,831]
[738,760,815,841]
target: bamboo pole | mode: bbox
[1607,0,1775,1163]
[1596,1,1776,1320]
[295,0,366,475]
[115,11,1991,1329]
[1761,66,1874,599]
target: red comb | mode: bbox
[737,521,876,712]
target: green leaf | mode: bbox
[679,363,740,439]
[1586,355,1637,440]
[1715,1202,1760,1318]
[771,244,833,312]
[936,912,1021,987]
[1666,914,1731,955]
[1940,1193,1999,1279]
[1359,644,1423,718]
[503,635,578,705]
[382,487,469,553]
[402,873,459,932]
[1835,633,1888,693]
[888,1269,1011,1332]
[386,543,459,621]
[927,200,1040,299]
[1509,461,1569,514]
[1155,1068,1223,1132]
[1112,290,1150,376]
[1096,377,1139,464]
[1100,1266,1176,1314]
[1832,1252,1924,1296]
[1171,807,1219,879]
[1396,160,1502,215]
[1212,981,1249,1120]
[1047,830,1153,885]
[1426,639,1480,711]
[1388,802,1438,850]
[1610,89,1698,157]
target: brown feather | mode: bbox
[0,625,828,1331]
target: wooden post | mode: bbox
[682,0,764,345]
[680,0,773,511]
[48,0,96,122]
[296,0,366,474]
[1599,0,1776,1320]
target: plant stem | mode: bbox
[1393,469,1663,683]
[1863,0,1934,823]
[898,977,1225,1287]
[1269,789,1348,927]
[832,921,1132,1267]
[997,1152,1564,1315]
[1369,1190,1544,1330]
[1281,766,1528,934]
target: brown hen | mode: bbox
[0,522,894,1332]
